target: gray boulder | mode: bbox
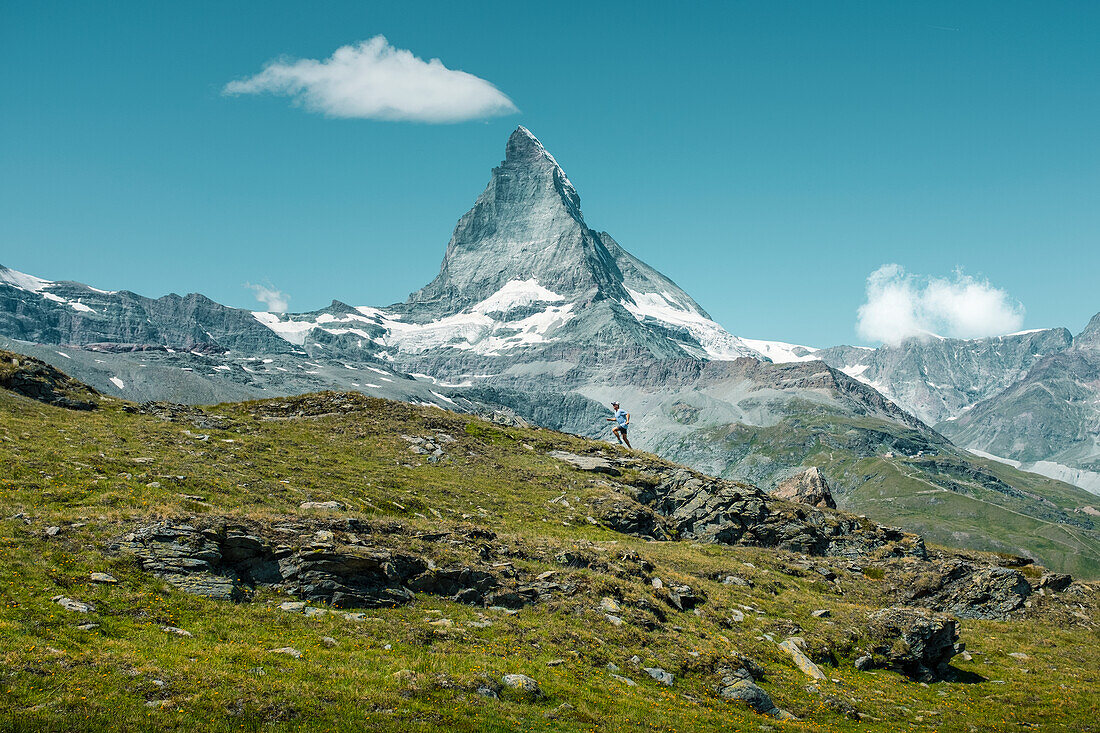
[643,667,674,686]
[547,451,621,476]
[1039,573,1073,593]
[772,467,836,510]
[501,674,544,701]
[53,596,95,613]
[861,606,962,681]
[716,670,797,720]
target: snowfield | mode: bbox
[619,288,756,360]
[253,279,575,356]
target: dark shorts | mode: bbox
[615,424,628,434]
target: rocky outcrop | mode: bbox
[772,467,836,510]
[572,455,927,561]
[1039,573,1073,593]
[0,349,98,410]
[114,519,571,610]
[892,560,1033,619]
[859,606,962,681]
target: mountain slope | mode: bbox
[939,314,1100,494]
[2,362,1099,731]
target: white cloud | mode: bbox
[246,282,290,313]
[856,264,1024,345]
[223,36,518,123]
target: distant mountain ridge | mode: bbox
[746,324,1100,494]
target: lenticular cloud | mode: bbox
[856,264,1024,345]
[223,36,518,123]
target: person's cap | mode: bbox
[611,401,619,406]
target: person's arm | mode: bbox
[625,412,630,424]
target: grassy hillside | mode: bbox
[1,384,1099,731]
[656,412,1100,579]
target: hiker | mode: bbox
[606,401,632,449]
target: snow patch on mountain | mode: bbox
[1,266,111,314]
[740,338,820,363]
[968,449,1100,496]
[0,266,52,293]
[620,288,754,360]
[251,312,317,346]
[471,278,564,313]
[255,279,575,356]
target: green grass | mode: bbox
[1,389,1099,731]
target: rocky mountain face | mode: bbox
[938,316,1100,494]
[815,329,1074,426]
[0,265,294,355]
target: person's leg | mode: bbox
[622,430,632,449]
[612,426,624,444]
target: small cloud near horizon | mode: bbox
[857,264,1024,345]
[246,282,290,313]
[223,36,518,123]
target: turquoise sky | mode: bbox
[2,1,1098,346]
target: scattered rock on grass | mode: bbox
[543,702,575,720]
[643,667,674,686]
[299,501,343,510]
[547,451,621,476]
[162,626,192,637]
[270,647,302,658]
[501,674,543,700]
[861,606,961,681]
[778,637,827,680]
[717,675,797,720]
[52,596,95,613]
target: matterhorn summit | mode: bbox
[377,126,760,365]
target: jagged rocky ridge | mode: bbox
[937,315,1100,494]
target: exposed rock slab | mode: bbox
[777,637,827,680]
[772,467,836,510]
